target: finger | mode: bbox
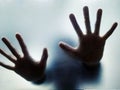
[83,6,92,34]
[94,9,102,35]
[2,37,21,58]
[0,49,16,63]
[16,33,29,56]
[0,62,14,70]
[103,22,118,40]
[69,14,83,37]
[39,48,48,69]
[59,41,76,54]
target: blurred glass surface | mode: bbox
[0,0,120,89]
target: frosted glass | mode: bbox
[0,0,120,89]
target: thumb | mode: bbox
[59,41,76,54]
[39,48,48,69]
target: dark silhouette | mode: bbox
[0,34,48,84]
[0,6,118,89]
[59,6,118,66]
[46,41,102,89]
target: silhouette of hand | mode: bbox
[59,6,118,66]
[0,34,48,83]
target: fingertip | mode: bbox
[43,48,47,51]
[43,48,48,58]
[58,41,62,45]
[58,41,63,47]
[69,13,75,20]
[112,22,118,29]
[15,33,21,39]
[1,37,5,41]
[69,13,74,18]
[43,48,48,53]
[1,37,6,42]
[98,9,102,14]
[83,6,88,11]
[59,41,67,50]
[114,22,118,26]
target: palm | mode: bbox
[0,34,48,83]
[14,56,46,82]
[59,6,118,66]
[77,33,105,65]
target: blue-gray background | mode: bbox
[0,0,120,89]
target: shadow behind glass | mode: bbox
[45,37,102,89]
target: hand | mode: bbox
[0,34,48,83]
[59,6,118,66]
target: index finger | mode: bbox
[103,22,118,40]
